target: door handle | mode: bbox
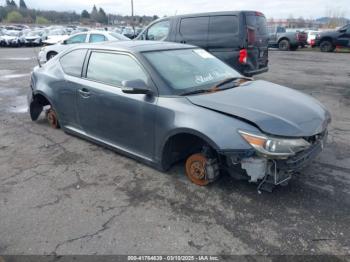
[78,88,90,98]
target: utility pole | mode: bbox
[131,0,135,37]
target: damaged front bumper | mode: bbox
[220,130,328,192]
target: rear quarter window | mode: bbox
[246,14,268,35]
[60,49,87,77]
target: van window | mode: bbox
[246,14,268,35]
[60,49,86,77]
[208,16,238,48]
[147,20,170,41]
[179,17,209,46]
[87,52,148,86]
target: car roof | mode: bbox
[71,40,197,53]
[155,10,263,20]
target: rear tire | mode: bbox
[320,40,334,52]
[278,39,290,51]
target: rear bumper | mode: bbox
[244,66,268,76]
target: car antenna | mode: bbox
[32,46,42,68]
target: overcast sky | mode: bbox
[5,0,350,19]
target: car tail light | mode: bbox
[247,28,256,45]
[310,39,315,46]
[239,49,247,64]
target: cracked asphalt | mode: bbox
[0,47,349,256]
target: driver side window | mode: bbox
[66,34,87,44]
[146,20,170,41]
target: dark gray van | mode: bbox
[137,11,269,76]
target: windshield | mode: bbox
[6,31,19,36]
[144,49,241,95]
[28,31,42,36]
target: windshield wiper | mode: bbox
[215,77,252,89]
[180,77,253,96]
[180,89,210,96]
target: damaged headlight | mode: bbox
[239,130,310,157]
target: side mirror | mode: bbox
[62,40,67,45]
[121,79,152,95]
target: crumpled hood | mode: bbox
[187,80,331,137]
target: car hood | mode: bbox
[2,35,17,40]
[25,36,40,40]
[186,80,331,137]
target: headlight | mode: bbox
[239,130,310,157]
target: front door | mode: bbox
[76,51,157,160]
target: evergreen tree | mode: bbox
[19,0,27,9]
[90,5,98,21]
[97,7,108,24]
[81,9,90,19]
[9,0,17,8]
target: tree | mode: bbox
[19,0,27,9]
[91,5,98,21]
[97,7,108,24]
[35,16,49,24]
[81,9,90,19]
[6,0,17,8]
[6,10,23,22]
[10,0,17,8]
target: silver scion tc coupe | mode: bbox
[28,41,331,192]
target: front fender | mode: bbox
[154,97,260,162]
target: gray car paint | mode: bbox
[28,41,330,171]
[187,80,331,137]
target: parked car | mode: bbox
[1,30,24,47]
[28,41,331,192]
[315,24,350,52]
[306,30,319,48]
[268,26,308,51]
[137,11,269,77]
[38,30,129,63]
[23,30,47,46]
[43,29,69,45]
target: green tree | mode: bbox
[10,0,17,7]
[19,0,27,9]
[6,0,17,8]
[6,10,23,22]
[90,5,98,21]
[81,9,90,19]
[35,16,49,24]
[97,7,107,24]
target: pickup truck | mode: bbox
[268,26,308,51]
[315,24,350,52]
